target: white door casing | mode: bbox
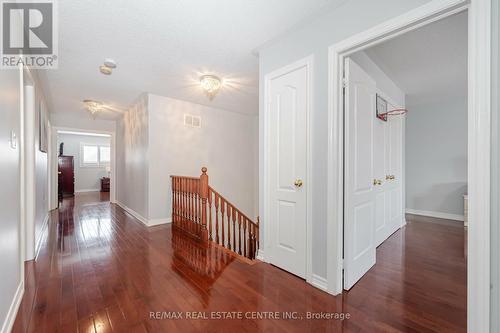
[266,58,310,279]
[327,2,489,330]
[344,58,377,289]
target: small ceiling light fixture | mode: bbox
[200,75,222,100]
[83,99,104,117]
[99,58,117,75]
[99,65,112,75]
[103,58,117,68]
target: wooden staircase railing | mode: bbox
[171,167,259,259]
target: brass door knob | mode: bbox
[373,179,382,186]
[385,175,396,180]
[294,179,303,187]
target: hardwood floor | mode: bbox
[12,193,466,332]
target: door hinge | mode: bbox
[342,78,348,88]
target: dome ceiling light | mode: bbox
[200,75,222,100]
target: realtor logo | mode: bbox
[1,0,58,69]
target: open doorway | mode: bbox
[336,9,470,331]
[343,11,468,288]
[55,130,113,204]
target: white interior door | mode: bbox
[267,60,308,279]
[344,58,377,289]
[386,117,403,232]
[374,102,389,246]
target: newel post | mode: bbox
[200,167,209,244]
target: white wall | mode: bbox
[57,134,111,192]
[405,95,467,217]
[491,1,500,331]
[116,94,149,220]
[0,67,22,332]
[148,94,257,221]
[259,0,432,279]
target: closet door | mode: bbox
[386,117,403,233]
[374,109,389,247]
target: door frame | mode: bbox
[327,0,490,332]
[262,55,315,286]
[51,127,116,204]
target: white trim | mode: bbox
[256,249,265,261]
[34,213,49,260]
[328,0,490,330]
[58,130,111,137]
[468,0,491,332]
[75,189,101,193]
[310,274,328,292]
[114,201,171,227]
[148,217,172,226]
[0,281,24,333]
[115,201,149,226]
[263,55,314,285]
[405,209,464,222]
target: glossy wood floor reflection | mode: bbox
[12,193,466,332]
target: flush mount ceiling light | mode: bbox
[103,58,117,68]
[200,75,222,100]
[83,99,104,116]
[99,58,117,75]
[99,65,112,75]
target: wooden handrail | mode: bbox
[171,167,259,259]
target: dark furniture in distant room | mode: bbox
[57,171,63,203]
[58,156,75,197]
[101,177,110,192]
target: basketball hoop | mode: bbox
[376,108,408,122]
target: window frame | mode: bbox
[80,143,110,168]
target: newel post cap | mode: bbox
[201,167,208,174]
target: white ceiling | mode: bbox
[365,11,467,103]
[42,0,346,120]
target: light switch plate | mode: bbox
[10,130,17,149]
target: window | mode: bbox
[99,146,110,164]
[81,143,110,167]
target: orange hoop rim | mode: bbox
[384,108,408,116]
[377,108,408,121]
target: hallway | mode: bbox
[12,193,466,332]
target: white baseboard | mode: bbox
[149,217,172,226]
[115,201,171,227]
[75,189,100,193]
[256,249,265,261]
[115,201,149,226]
[0,281,24,333]
[310,274,328,291]
[34,213,49,260]
[405,208,464,222]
